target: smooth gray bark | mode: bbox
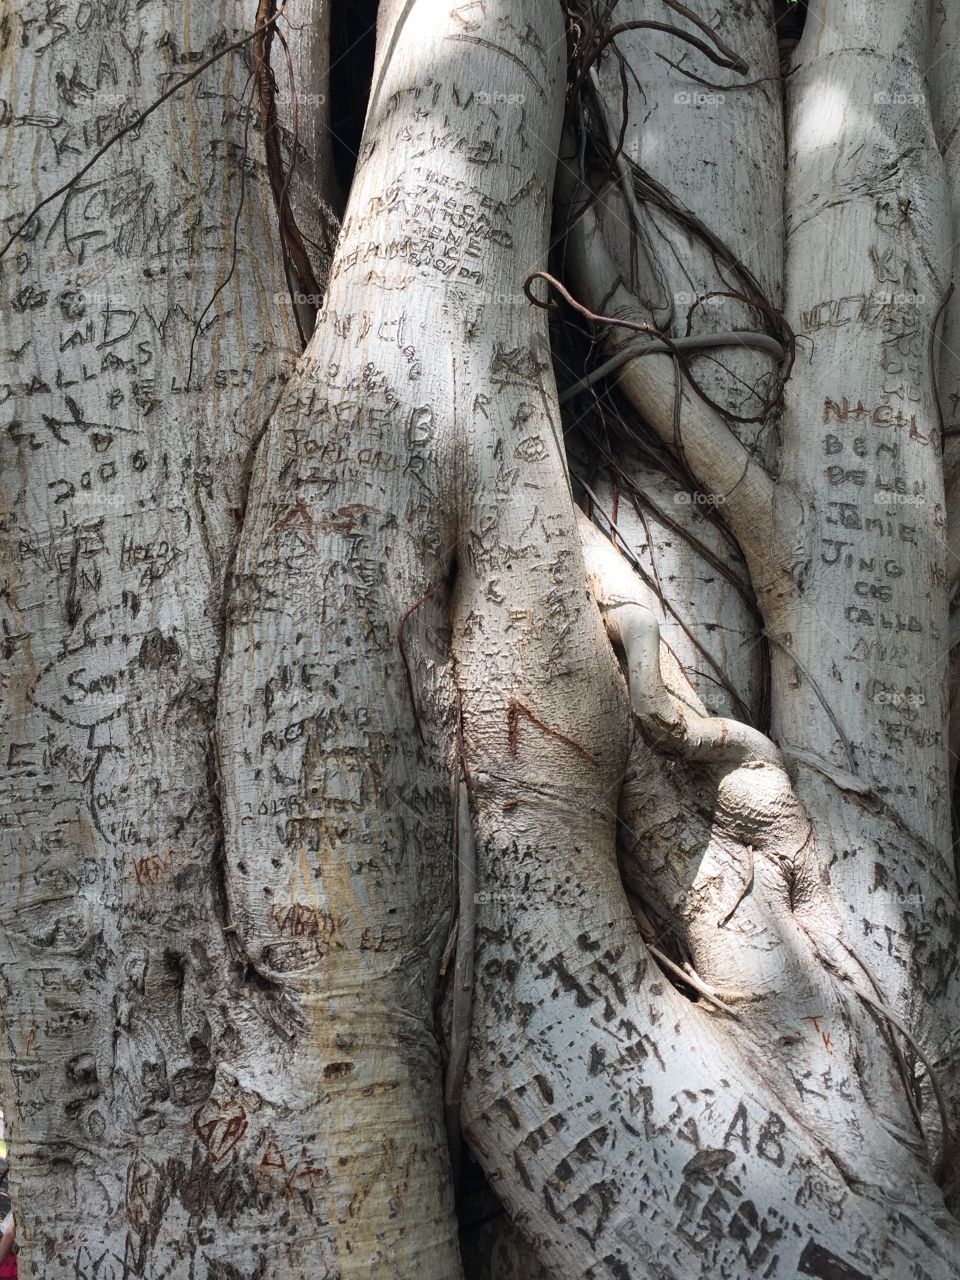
[1,0,959,1276]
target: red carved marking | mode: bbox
[507,698,596,765]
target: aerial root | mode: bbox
[444,769,476,1180]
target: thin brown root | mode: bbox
[646,942,741,1020]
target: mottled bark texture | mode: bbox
[0,1,338,1275]
[2,0,960,1277]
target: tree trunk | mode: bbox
[1,0,960,1276]
[0,1,339,1273]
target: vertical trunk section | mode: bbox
[776,0,960,1124]
[0,2,340,1273]
[216,0,578,1273]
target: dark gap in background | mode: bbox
[329,0,379,194]
[774,0,808,46]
